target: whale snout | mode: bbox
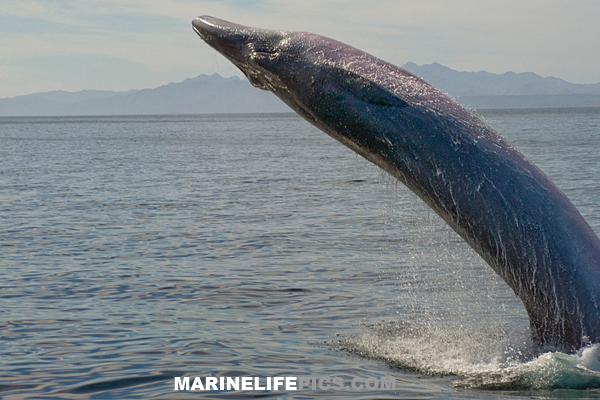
[192,16,250,58]
[191,16,213,37]
[192,16,241,40]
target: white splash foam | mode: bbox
[336,321,600,390]
[576,344,600,372]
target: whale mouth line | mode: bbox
[192,25,204,40]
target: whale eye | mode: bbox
[249,39,278,55]
[253,49,277,57]
[249,44,278,70]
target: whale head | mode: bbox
[192,16,377,109]
[192,16,411,163]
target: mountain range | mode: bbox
[402,62,600,110]
[0,74,289,117]
[2,63,600,116]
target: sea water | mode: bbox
[1,108,599,399]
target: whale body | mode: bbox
[192,16,600,352]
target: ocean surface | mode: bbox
[1,108,600,399]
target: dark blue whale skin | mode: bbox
[192,16,600,352]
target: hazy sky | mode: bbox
[1,0,599,98]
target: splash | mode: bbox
[337,321,600,390]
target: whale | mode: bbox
[192,16,600,352]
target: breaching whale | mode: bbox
[192,16,600,352]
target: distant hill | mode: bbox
[0,74,289,116]
[401,62,600,109]
[401,62,600,96]
[2,65,600,116]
